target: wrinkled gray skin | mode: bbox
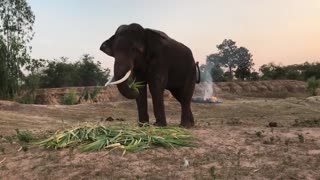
[100,23,197,128]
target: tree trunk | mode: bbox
[229,66,233,80]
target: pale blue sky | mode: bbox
[28,0,320,72]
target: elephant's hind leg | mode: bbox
[169,88,195,128]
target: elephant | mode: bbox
[100,23,200,128]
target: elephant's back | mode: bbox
[165,41,196,88]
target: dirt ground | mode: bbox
[1,94,320,179]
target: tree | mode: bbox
[77,54,110,86]
[206,53,223,67]
[40,57,78,88]
[234,47,254,80]
[216,39,238,80]
[0,0,35,99]
[36,55,111,88]
[250,71,259,81]
[23,58,47,92]
[307,76,319,96]
[203,54,225,82]
[259,62,320,80]
[0,37,9,98]
[259,63,285,80]
[283,64,302,80]
[208,40,255,81]
[302,62,320,80]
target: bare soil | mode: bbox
[1,86,320,179]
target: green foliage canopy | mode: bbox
[25,54,111,88]
[0,0,35,99]
[201,39,254,82]
[259,62,320,81]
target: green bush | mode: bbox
[91,87,102,99]
[0,145,4,153]
[15,129,33,143]
[16,92,36,104]
[39,55,110,88]
[61,90,78,105]
[259,62,320,81]
[307,76,319,96]
[80,87,102,102]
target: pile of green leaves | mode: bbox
[36,124,194,154]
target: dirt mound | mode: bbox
[34,86,126,105]
[34,86,173,105]
[32,80,308,105]
[306,96,320,102]
[210,80,308,98]
[0,100,20,110]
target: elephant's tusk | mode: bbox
[109,70,132,85]
[104,76,114,86]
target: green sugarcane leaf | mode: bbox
[37,124,195,153]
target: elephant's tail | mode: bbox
[195,61,201,84]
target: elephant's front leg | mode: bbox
[149,83,167,126]
[136,85,149,125]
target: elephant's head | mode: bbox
[100,23,147,99]
[100,23,167,99]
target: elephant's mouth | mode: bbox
[105,70,143,99]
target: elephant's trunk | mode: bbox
[113,60,139,99]
[116,79,139,99]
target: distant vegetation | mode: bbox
[24,54,110,89]
[307,77,319,96]
[60,89,78,105]
[0,0,110,101]
[201,39,320,86]
[0,0,319,102]
[18,55,110,104]
[0,0,35,99]
[200,39,255,82]
[259,62,320,81]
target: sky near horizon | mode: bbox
[28,0,320,72]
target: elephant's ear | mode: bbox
[100,35,115,57]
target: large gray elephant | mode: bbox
[100,23,200,128]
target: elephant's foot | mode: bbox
[153,121,167,127]
[180,105,195,128]
[180,120,195,128]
